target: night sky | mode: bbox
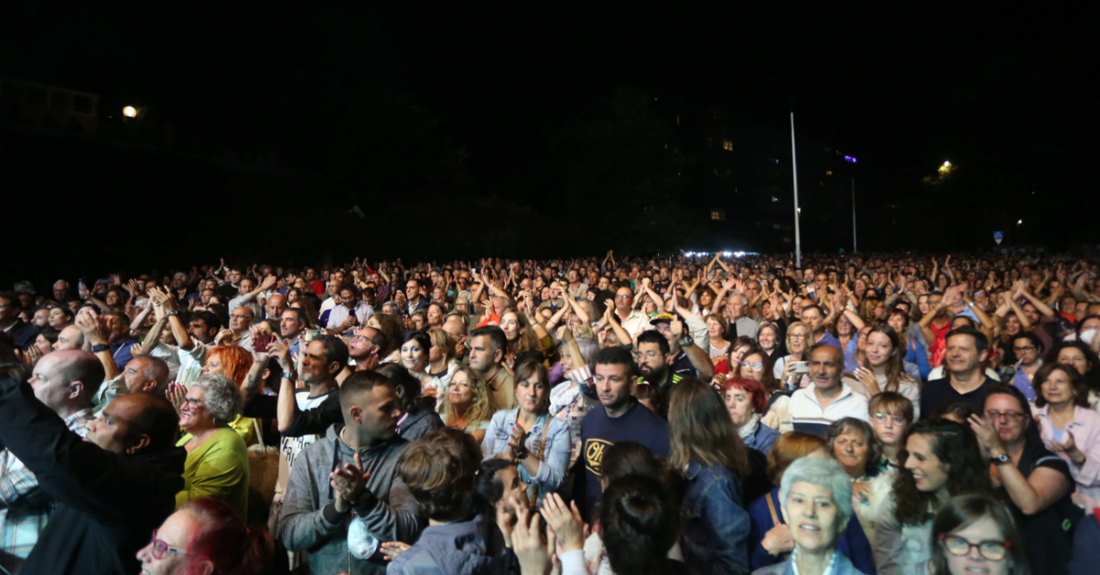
[1,4,1095,285]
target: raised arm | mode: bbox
[76,310,120,380]
[1016,282,1055,317]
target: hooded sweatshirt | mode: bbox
[278,424,423,575]
[386,514,513,575]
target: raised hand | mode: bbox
[166,382,187,416]
[330,452,371,513]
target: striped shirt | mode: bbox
[0,407,94,572]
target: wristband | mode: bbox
[282,371,297,381]
[90,343,109,353]
[166,310,180,317]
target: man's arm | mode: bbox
[278,446,344,551]
[76,311,120,381]
[0,376,180,522]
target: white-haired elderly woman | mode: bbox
[752,457,868,575]
[175,373,250,520]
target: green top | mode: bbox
[175,427,250,519]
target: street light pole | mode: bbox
[790,112,801,268]
[851,177,857,253]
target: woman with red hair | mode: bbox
[137,497,273,575]
[168,345,259,444]
[722,376,780,455]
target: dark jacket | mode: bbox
[681,462,752,575]
[0,375,185,575]
[397,409,444,442]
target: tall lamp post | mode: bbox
[790,112,801,268]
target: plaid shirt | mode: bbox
[0,407,94,572]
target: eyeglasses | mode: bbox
[149,529,188,560]
[873,413,907,426]
[615,295,631,299]
[741,362,764,372]
[231,314,253,320]
[985,410,1027,422]
[939,533,1010,561]
[789,334,807,341]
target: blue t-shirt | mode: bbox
[580,400,670,515]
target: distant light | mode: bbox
[733,251,746,258]
[122,106,138,118]
[723,251,732,257]
[943,161,951,167]
[1017,219,1023,225]
[843,156,857,163]
[685,252,694,257]
[797,207,802,213]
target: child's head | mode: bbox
[397,427,481,521]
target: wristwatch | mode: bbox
[678,334,694,348]
[991,453,1011,465]
[281,371,298,381]
[90,343,109,353]
[166,310,179,317]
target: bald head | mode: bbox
[266,293,287,319]
[89,393,180,454]
[123,355,170,396]
[30,350,104,416]
[54,325,85,351]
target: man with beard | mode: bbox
[634,330,682,396]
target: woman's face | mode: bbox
[730,344,753,366]
[789,328,809,354]
[410,315,426,331]
[500,312,520,342]
[540,287,551,301]
[179,386,214,431]
[724,385,756,427]
[449,372,473,406]
[783,481,840,555]
[942,514,1012,575]
[887,313,906,335]
[47,307,69,328]
[707,317,722,339]
[105,291,120,306]
[985,394,1028,446]
[700,291,713,307]
[33,334,53,356]
[865,332,894,367]
[871,411,908,448]
[833,429,870,476]
[642,300,656,315]
[836,315,853,336]
[1004,313,1021,335]
[202,355,225,376]
[427,306,443,326]
[428,339,445,364]
[1057,347,1090,376]
[496,465,531,512]
[904,433,950,493]
[401,339,428,372]
[874,301,886,320]
[758,327,776,351]
[739,352,766,382]
[1040,367,1076,406]
[918,295,931,314]
[516,373,548,414]
[856,327,872,352]
[136,509,198,575]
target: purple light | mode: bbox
[844,156,857,163]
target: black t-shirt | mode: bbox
[919,376,1000,420]
[1000,440,1082,575]
[580,400,670,517]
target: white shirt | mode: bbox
[325,302,374,330]
[781,382,869,434]
[617,309,651,339]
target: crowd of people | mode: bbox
[2,250,1100,575]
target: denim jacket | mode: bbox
[682,462,752,575]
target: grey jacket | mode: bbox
[386,514,510,575]
[278,424,423,575]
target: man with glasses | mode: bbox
[225,307,255,351]
[919,326,1000,419]
[1002,333,1044,401]
[612,285,649,339]
[648,315,714,380]
[0,367,184,575]
[634,330,682,398]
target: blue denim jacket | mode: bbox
[682,462,752,575]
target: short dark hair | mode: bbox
[601,475,680,573]
[314,334,349,372]
[128,394,182,451]
[593,346,637,377]
[1010,331,1044,354]
[472,459,514,515]
[339,370,393,412]
[636,330,670,356]
[191,311,222,332]
[469,325,507,355]
[945,326,988,353]
[376,363,422,413]
[397,427,480,520]
[0,292,21,309]
[281,307,307,326]
[338,285,359,299]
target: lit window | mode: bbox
[711,210,726,221]
[723,139,733,151]
[676,114,681,125]
[825,170,832,175]
[771,196,779,203]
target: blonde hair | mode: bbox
[785,321,813,358]
[439,366,494,427]
[427,328,455,361]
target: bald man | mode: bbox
[780,344,869,435]
[53,324,85,351]
[0,350,104,572]
[91,354,171,416]
[0,372,185,575]
[266,292,288,320]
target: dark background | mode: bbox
[1,4,1095,289]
